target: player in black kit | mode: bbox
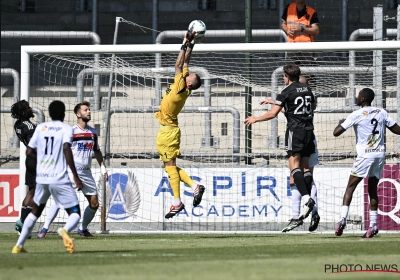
[11,100,37,236]
[244,64,317,221]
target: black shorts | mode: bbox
[25,158,36,189]
[285,129,315,158]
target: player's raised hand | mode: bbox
[244,116,257,127]
[259,98,275,105]
[73,175,83,191]
[185,30,196,43]
[338,119,345,125]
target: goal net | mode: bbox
[8,41,400,233]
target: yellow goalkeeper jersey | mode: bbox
[154,68,192,127]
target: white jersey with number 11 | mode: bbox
[28,120,73,184]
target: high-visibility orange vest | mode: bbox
[286,3,316,42]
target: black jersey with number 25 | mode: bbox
[275,81,315,131]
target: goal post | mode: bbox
[18,40,400,233]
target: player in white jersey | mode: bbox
[12,101,82,254]
[333,88,400,238]
[37,101,108,238]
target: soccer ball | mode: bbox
[188,20,206,39]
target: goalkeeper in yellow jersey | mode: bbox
[154,30,205,219]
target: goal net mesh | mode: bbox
[2,46,399,233]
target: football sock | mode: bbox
[64,213,80,233]
[291,185,301,219]
[291,168,309,196]
[340,205,349,220]
[369,210,378,227]
[311,182,318,215]
[177,167,195,186]
[79,206,97,231]
[16,213,37,247]
[20,206,32,223]
[43,204,60,229]
[173,198,182,206]
[303,171,313,194]
[165,166,180,199]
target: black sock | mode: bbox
[304,171,313,194]
[291,168,309,196]
[20,206,32,223]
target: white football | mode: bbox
[188,20,206,39]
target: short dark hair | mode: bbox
[74,101,91,115]
[49,100,65,120]
[283,64,301,82]
[191,74,202,90]
[360,88,375,103]
[11,100,29,119]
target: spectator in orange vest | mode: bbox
[281,0,320,42]
[281,0,320,87]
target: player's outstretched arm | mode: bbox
[259,98,285,113]
[333,119,346,137]
[244,105,282,126]
[63,143,83,190]
[183,43,193,69]
[388,123,400,135]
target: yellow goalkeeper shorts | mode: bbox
[156,125,181,162]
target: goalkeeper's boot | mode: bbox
[12,246,28,254]
[37,228,48,239]
[281,219,303,233]
[298,198,315,220]
[309,212,320,232]
[362,225,379,238]
[165,202,185,219]
[57,227,75,253]
[335,218,346,236]
[193,185,205,207]
[77,228,94,237]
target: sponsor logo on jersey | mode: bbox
[41,125,48,131]
[361,110,369,116]
[77,142,94,151]
[40,159,55,168]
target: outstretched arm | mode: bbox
[388,124,400,135]
[333,119,346,137]
[175,47,186,76]
[183,44,193,69]
[244,105,282,126]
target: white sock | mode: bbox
[173,198,181,206]
[79,206,97,231]
[64,213,80,233]
[311,182,318,215]
[43,204,60,229]
[341,205,349,220]
[16,213,37,247]
[370,210,378,227]
[291,185,301,219]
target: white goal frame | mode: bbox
[20,41,400,232]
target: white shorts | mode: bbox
[34,183,79,209]
[351,157,385,179]
[309,139,319,168]
[68,170,98,196]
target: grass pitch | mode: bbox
[1,232,399,280]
